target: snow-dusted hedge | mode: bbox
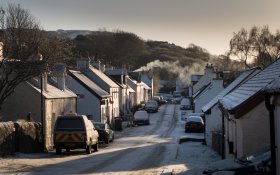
[0,121,42,156]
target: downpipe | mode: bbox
[265,94,276,175]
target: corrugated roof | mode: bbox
[220,58,280,110]
[201,68,260,113]
[89,66,119,88]
[69,70,111,99]
[264,77,280,93]
[27,81,77,99]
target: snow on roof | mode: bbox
[127,85,135,93]
[69,70,111,99]
[193,82,211,99]
[264,77,280,93]
[27,81,77,99]
[202,68,260,113]
[141,81,151,90]
[89,65,119,88]
[220,58,280,110]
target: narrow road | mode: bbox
[1,104,183,175]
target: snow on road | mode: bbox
[0,104,220,175]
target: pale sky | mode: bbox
[1,0,280,55]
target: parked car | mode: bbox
[145,100,159,113]
[202,147,271,175]
[133,110,150,125]
[180,98,191,110]
[53,114,99,154]
[185,115,204,133]
[152,96,161,105]
[92,122,114,144]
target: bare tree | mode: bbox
[0,4,72,110]
[230,26,280,68]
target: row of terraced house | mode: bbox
[0,44,153,151]
[189,60,280,174]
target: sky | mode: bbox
[1,0,280,55]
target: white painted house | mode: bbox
[191,64,217,96]
[76,58,120,126]
[201,68,260,152]
[66,70,111,123]
[105,68,129,114]
[264,77,280,175]
[1,64,77,150]
[193,79,224,113]
[220,58,280,159]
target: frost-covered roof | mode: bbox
[220,58,280,110]
[89,66,119,88]
[27,81,77,99]
[69,70,111,99]
[141,82,151,90]
[202,68,260,113]
[264,77,280,93]
[193,82,211,99]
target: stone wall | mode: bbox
[0,121,43,156]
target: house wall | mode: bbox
[1,82,76,150]
[65,76,102,122]
[205,104,222,147]
[194,79,223,113]
[44,98,76,150]
[273,95,280,175]
[224,101,270,158]
[237,101,270,157]
[2,83,41,122]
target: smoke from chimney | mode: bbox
[136,59,206,85]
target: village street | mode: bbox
[0,104,219,175]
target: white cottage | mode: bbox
[201,68,260,153]
[66,70,111,123]
[76,58,120,126]
[220,58,280,159]
[264,77,280,175]
[1,64,77,150]
[193,79,224,113]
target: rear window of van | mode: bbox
[56,118,85,131]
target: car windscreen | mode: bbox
[56,118,85,131]
[94,123,105,130]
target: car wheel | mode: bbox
[110,134,114,142]
[105,138,109,144]
[56,148,62,154]
[93,142,99,152]
[86,144,92,154]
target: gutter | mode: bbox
[265,94,276,175]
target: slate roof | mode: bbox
[89,66,119,88]
[264,77,280,93]
[201,68,260,113]
[220,58,280,110]
[192,82,211,100]
[27,81,77,99]
[69,70,111,99]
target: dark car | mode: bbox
[185,116,204,133]
[93,122,114,144]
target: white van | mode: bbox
[180,98,191,110]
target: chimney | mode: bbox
[41,72,48,91]
[77,57,90,72]
[54,64,66,91]
[0,42,3,61]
